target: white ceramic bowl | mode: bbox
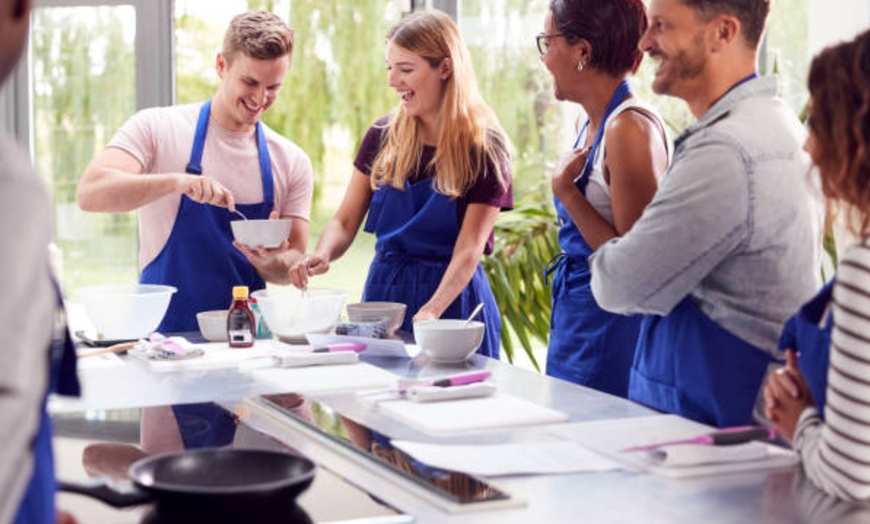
[76,284,176,340]
[230,219,292,249]
[345,302,407,337]
[414,319,485,363]
[252,287,348,342]
[196,310,228,342]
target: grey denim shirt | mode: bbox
[590,76,820,356]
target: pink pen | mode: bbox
[429,370,491,387]
[310,342,367,353]
[621,426,777,452]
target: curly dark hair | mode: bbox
[808,29,870,236]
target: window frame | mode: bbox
[0,0,175,155]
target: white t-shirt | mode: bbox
[108,102,314,270]
[580,97,669,225]
[0,136,53,523]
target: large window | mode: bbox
[1,0,173,294]
[2,0,864,304]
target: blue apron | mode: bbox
[627,72,770,427]
[545,80,640,397]
[14,278,80,524]
[778,281,834,418]
[141,99,274,333]
[629,297,773,427]
[142,100,273,447]
[363,176,501,359]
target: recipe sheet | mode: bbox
[550,415,798,478]
[390,440,623,476]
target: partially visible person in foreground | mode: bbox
[0,0,81,522]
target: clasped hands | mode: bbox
[763,349,814,441]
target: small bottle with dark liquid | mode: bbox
[227,286,255,348]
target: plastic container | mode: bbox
[227,286,255,348]
[249,297,271,339]
[251,288,348,343]
[76,284,176,340]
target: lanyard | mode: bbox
[572,79,632,193]
[185,100,274,203]
[727,72,758,96]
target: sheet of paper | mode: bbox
[550,415,798,478]
[390,440,623,476]
[306,333,411,358]
[378,394,568,435]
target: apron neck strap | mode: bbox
[574,79,632,193]
[186,99,274,205]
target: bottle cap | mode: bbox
[232,286,249,300]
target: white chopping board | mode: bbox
[129,340,275,372]
[247,362,398,394]
[377,394,568,435]
[549,415,798,478]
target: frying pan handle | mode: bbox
[58,478,152,507]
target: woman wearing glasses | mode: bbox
[289,10,512,358]
[540,0,669,396]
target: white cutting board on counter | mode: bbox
[549,415,798,478]
[129,340,275,372]
[378,394,568,435]
[248,362,398,394]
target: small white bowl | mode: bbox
[414,319,485,363]
[196,310,228,342]
[346,302,407,336]
[231,219,292,249]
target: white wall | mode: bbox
[808,0,870,55]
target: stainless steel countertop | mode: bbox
[53,340,870,523]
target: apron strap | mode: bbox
[255,121,274,204]
[186,100,212,175]
[574,79,632,194]
[186,99,274,208]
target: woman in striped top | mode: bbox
[764,28,870,501]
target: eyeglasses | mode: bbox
[536,33,566,55]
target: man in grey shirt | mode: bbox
[590,0,818,426]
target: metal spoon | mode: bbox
[465,303,485,326]
[232,209,248,221]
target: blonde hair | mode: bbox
[222,11,294,65]
[371,10,510,198]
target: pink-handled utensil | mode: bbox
[359,369,492,398]
[621,426,777,453]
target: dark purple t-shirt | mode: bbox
[353,118,513,254]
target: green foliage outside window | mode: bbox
[33,0,815,369]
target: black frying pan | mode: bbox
[60,448,316,522]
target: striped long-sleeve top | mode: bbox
[794,236,870,501]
